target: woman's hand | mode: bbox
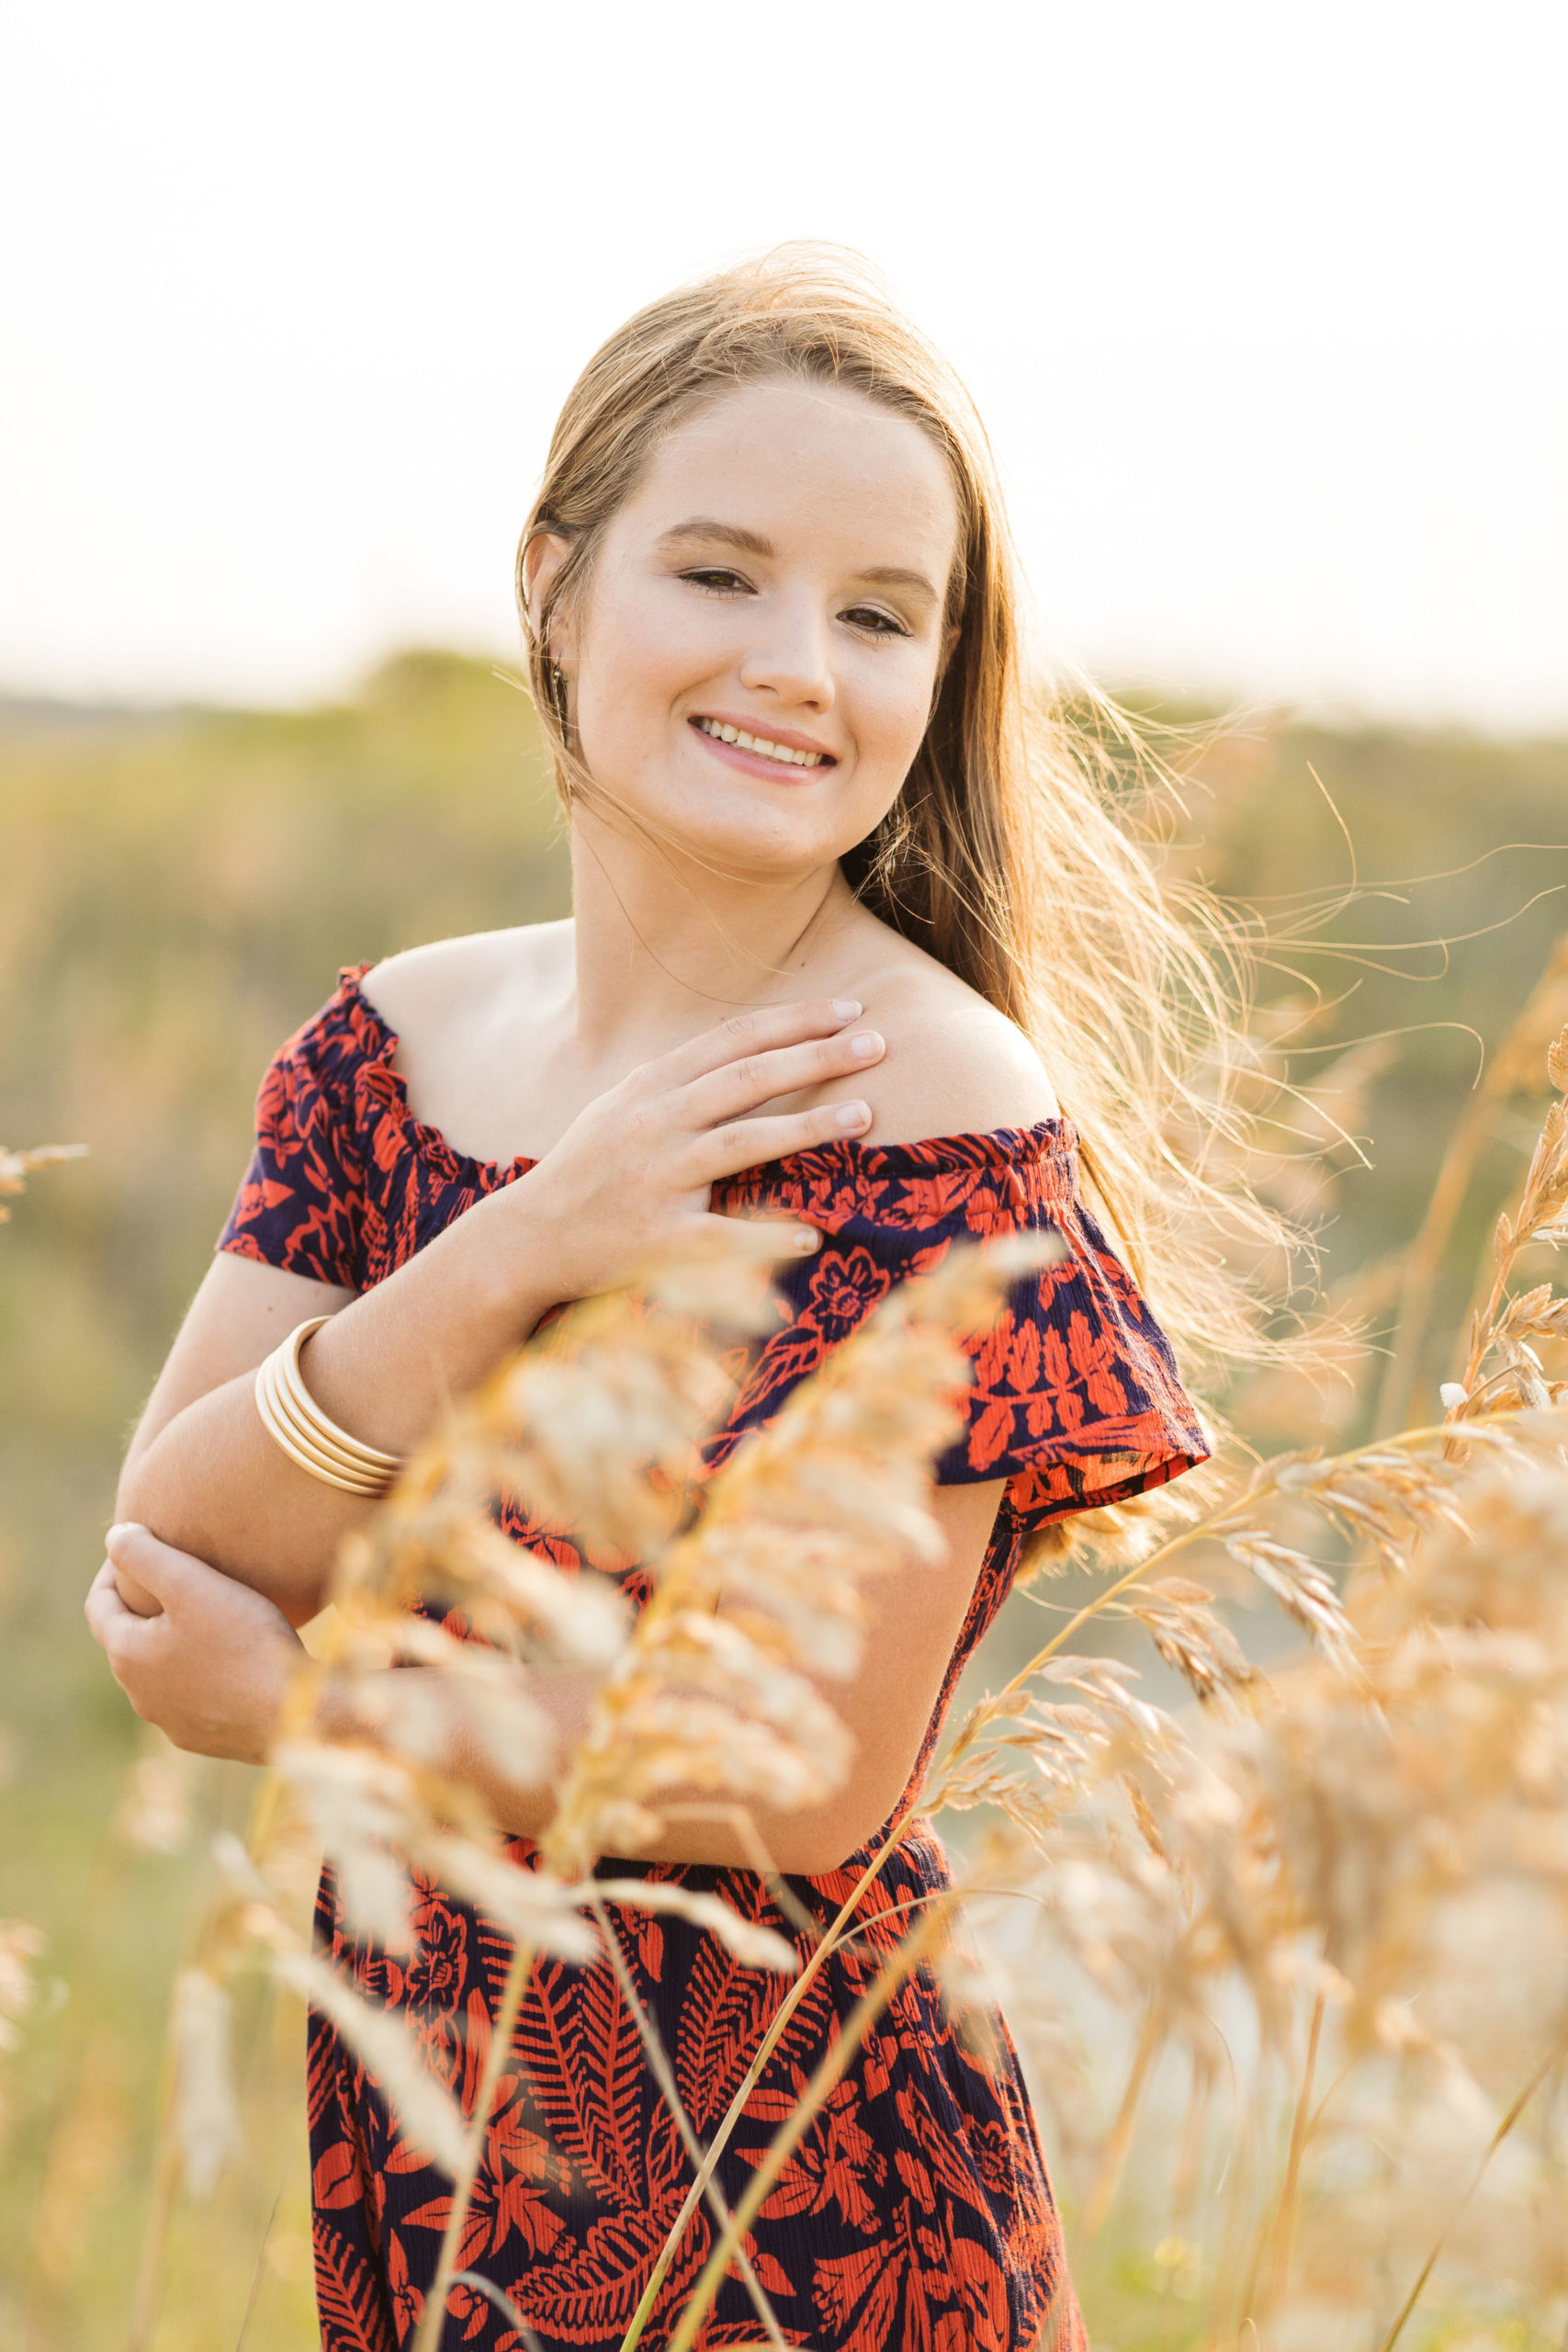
[103,1005,889,1631]
[85,1522,305,1762]
[513,998,886,1301]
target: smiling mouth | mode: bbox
[691,716,831,769]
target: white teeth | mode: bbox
[695,716,824,768]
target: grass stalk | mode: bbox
[590,1894,786,2352]
[450,2271,544,2349]
[1080,1999,1163,2242]
[1376,2030,1568,2352]
[615,1830,908,2352]
[410,1935,536,2352]
[936,1412,1481,1802]
[1375,932,1568,1435]
[126,2024,182,2352]
[936,1500,1254,1787]
[1262,1984,1326,2315]
[233,2173,286,2351]
[659,1897,955,2352]
[1374,1092,1498,1437]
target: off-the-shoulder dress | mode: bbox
[219,968,1209,2352]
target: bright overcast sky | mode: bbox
[4,0,1564,727]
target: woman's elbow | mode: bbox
[114,1448,158,1533]
[115,1441,187,1546]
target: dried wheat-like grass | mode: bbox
[1377,933,1568,1434]
[544,1233,1056,1877]
[167,1968,239,2198]
[126,1004,1568,2348]
[925,1035,1568,2343]
[0,1917,46,2057]
[0,1139,86,1221]
[138,1224,1043,2352]
[116,1731,200,1856]
[1445,1019,1568,1427]
[1,1143,77,2147]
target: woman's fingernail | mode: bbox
[835,1101,871,1131]
[794,1227,821,1253]
[848,1032,882,1059]
[105,1522,143,1549]
[831,999,863,1020]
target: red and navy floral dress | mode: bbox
[219,968,1208,2352]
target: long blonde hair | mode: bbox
[516,245,1287,1396]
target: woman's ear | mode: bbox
[522,530,575,666]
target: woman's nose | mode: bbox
[737,600,835,710]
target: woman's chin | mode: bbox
[590,791,847,886]
[688,827,842,885]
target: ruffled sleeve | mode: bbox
[710,1123,1209,1540]
[215,971,371,1289]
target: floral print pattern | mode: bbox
[219,969,1210,2350]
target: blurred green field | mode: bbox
[3,651,1566,2347]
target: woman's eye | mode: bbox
[841,605,910,639]
[678,571,908,638]
[681,568,750,595]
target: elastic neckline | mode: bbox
[334,964,1079,1187]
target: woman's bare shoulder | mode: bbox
[360,922,572,1041]
[826,932,1060,1145]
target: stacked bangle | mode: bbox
[254,1317,403,1498]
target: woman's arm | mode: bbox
[117,1000,887,1623]
[114,1203,568,1623]
[88,1476,1003,1873]
[101,974,1057,1866]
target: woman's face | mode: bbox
[547,377,962,881]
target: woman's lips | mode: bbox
[688,718,834,785]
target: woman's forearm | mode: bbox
[118,1177,574,1619]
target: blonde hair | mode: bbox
[516,245,1288,1396]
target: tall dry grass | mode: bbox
[0,1142,84,2156]
[68,965,1568,2349]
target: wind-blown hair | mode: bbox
[516,244,1288,1398]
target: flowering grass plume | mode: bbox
[138,1218,1050,2352]
[922,1019,1568,2344]
[543,1229,1058,1878]
[0,1140,77,2154]
[0,1139,86,1222]
[127,995,1568,2350]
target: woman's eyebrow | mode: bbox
[657,519,774,559]
[659,520,940,607]
[855,564,939,608]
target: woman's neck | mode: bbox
[566,815,863,1054]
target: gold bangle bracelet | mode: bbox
[256,1352,381,1494]
[264,1318,402,1490]
[255,1338,388,1498]
[263,1339,393,1480]
[254,1334,398,1498]
[254,1317,403,1499]
[271,1317,401,1473]
[256,1378,380,1495]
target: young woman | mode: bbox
[86,250,1230,2352]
